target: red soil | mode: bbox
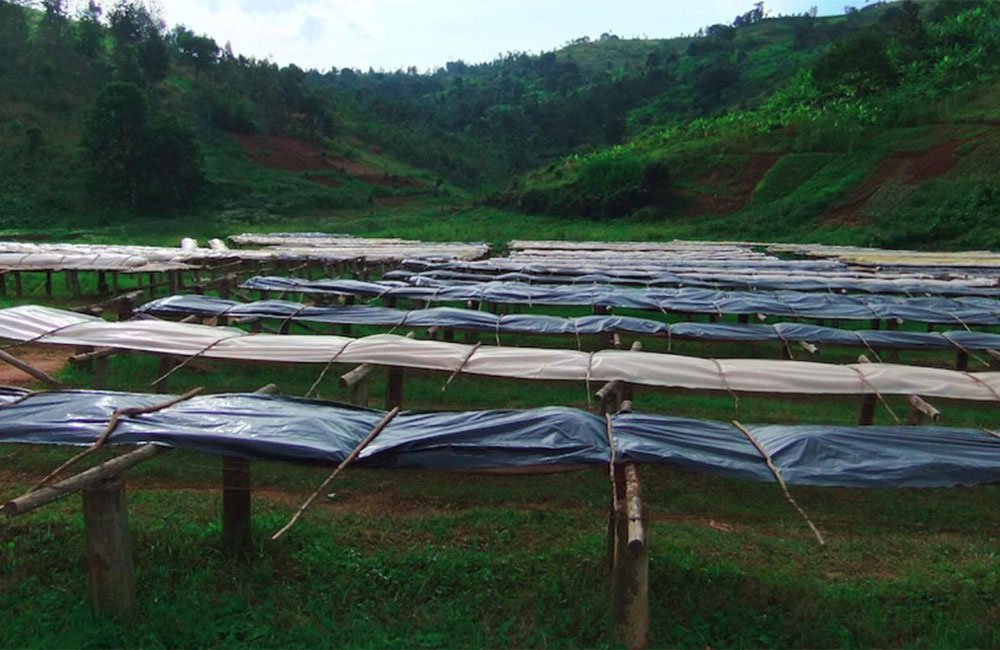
[0,345,67,386]
[821,138,966,226]
[231,133,422,190]
[684,153,781,217]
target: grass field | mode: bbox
[0,274,998,647]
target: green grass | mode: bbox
[1,443,996,648]
[0,265,997,647]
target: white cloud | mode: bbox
[159,0,848,72]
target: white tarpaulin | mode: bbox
[0,305,998,401]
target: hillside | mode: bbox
[498,1,1000,249]
[0,0,456,239]
[0,0,998,249]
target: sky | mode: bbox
[156,0,854,73]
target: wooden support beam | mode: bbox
[612,462,649,650]
[13,271,23,298]
[597,380,624,413]
[83,475,137,619]
[956,349,970,371]
[797,341,819,355]
[907,395,941,425]
[44,271,53,297]
[987,349,1000,370]
[70,347,116,364]
[1,445,169,517]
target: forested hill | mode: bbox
[1,0,998,248]
[496,1,1000,249]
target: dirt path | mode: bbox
[0,344,67,386]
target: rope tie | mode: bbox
[305,339,357,398]
[442,342,481,392]
[772,324,795,360]
[851,330,884,364]
[711,358,739,410]
[848,365,901,424]
[585,351,596,410]
[149,332,245,387]
[960,370,1000,402]
[1,320,87,351]
[732,420,825,546]
[939,331,989,368]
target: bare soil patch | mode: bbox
[822,138,967,226]
[684,153,781,216]
[231,133,423,189]
[0,345,67,386]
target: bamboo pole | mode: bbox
[271,407,400,540]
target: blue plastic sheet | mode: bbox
[382,268,1000,297]
[239,276,1000,325]
[0,388,996,487]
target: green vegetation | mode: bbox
[4,0,999,249]
[1,2,998,647]
[0,336,996,647]
[1,450,997,648]
[502,2,1000,248]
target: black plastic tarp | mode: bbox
[238,276,1000,325]
[0,388,996,488]
[140,295,1000,352]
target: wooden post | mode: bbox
[154,357,174,394]
[886,319,900,363]
[97,272,109,296]
[222,457,252,554]
[13,271,23,298]
[955,350,969,371]
[94,355,110,390]
[0,273,6,297]
[341,295,355,335]
[117,295,135,322]
[858,394,877,425]
[385,367,404,409]
[67,271,80,298]
[82,475,136,619]
[349,376,369,407]
[612,463,649,650]
[44,271,53,297]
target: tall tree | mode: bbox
[80,81,148,203]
